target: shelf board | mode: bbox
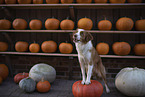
[0,30,145,34]
[0,52,145,59]
[0,3,145,9]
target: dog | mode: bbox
[73,28,110,93]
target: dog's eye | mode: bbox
[80,31,84,36]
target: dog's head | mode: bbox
[73,28,93,44]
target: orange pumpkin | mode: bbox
[98,20,112,30]
[46,0,59,4]
[127,0,142,3]
[45,18,60,30]
[29,42,40,53]
[0,42,8,52]
[135,19,145,31]
[0,76,2,85]
[116,17,134,31]
[0,64,9,80]
[0,0,4,4]
[96,42,109,55]
[76,0,92,3]
[59,42,73,54]
[15,41,29,52]
[13,18,27,30]
[61,0,73,3]
[109,0,126,3]
[77,18,93,30]
[60,19,74,30]
[33,0,43,4]
[5,0,16,4]
[72,80,103,97]
[0,19,11,30]
[112,42,131,56]
[36,78,51,92]
[14,72,29,84]
[41,41,57,53]
[94,0,107,3]
[29,19,42,30]
[134,44,145,56]
[18,0,31,4]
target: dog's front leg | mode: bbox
[85,65,93,85]
[79,57,86,84]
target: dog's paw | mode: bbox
[81,81,85,85]
[85,81,91,85]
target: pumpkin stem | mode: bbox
[41,77,45,82]
[22,72,25,75]
[140,17,143,20]
[66,16,70,20]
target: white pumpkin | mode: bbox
[115,67,145,96]
[29,63,56,83]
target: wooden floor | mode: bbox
[0,78,129,97]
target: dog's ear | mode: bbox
[84,32,93,43]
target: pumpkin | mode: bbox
[116,17,134,31]
[94,0,107,3]
[96,42,109,55]
[14,72,29,84]
[15,41,29,52]
[0,19,11,30]
[19,77,36,93]
[18,0,31,4]
[60,19,74,30]
[98,20,112,30]
[127,0,142,3]
[33,0,43,4]
[61,0,73,3]
[0,64,9,80]
[46,0,59,4]
[134,44,145,56]
[29,19,42,30]
[112,42,131,56]
[0,0,4,4]
[36,78,51,92]
[29,63,56,83]
[76,0,92,3]
[0,76,2,85]
[115,67,145,96]
[72,80,103,97]
[59,42,73,54]
[41,40,57,53]
[135,19,145,31]
[29,42,40,53]
[12,18,27,30]
[5,0,16,4]
[45,18,60,30]
[0,42,8,52]
[77,18,93,30]
[109,0,126,3]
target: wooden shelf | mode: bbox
[0,3,145,9]
[0,52,145,59]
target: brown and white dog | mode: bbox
[73,28,110,93]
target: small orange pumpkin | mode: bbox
[29,42,40,53]
[59,42,73,54]
[135,19,145,31]
[109,0,126,3]
[0,64,9,80]
[76,0,92,3]
[37,78,51,92]
[61,0,73,3]
[0,76,2,85]
[45,18,60,30]
[41,41,57,53]
[14,72,29,84]
[0,19,11,30]
[0,42,8,52]
[33,0,43,4]
[60,19,74,30]
[13,18,27,30]
[46,0,59,4]
[29,19,42,30]
[15,41,29,52]
[134,44,145,56]
[96,42,109,55]
[94,0,107,3]
[112,42,131,56]
[18,0,31,4]
[127,0,142,3]
[116,17,134,31]
[98,20,112,30]
[78,18,93,30]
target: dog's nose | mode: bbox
[74,34,77,37]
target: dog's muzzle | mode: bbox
[73,34,80,43]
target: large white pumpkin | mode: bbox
[29,63,56,83]
[115,67,145,96]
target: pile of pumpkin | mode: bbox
[0,17,145,31]
[0,0,143,4]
